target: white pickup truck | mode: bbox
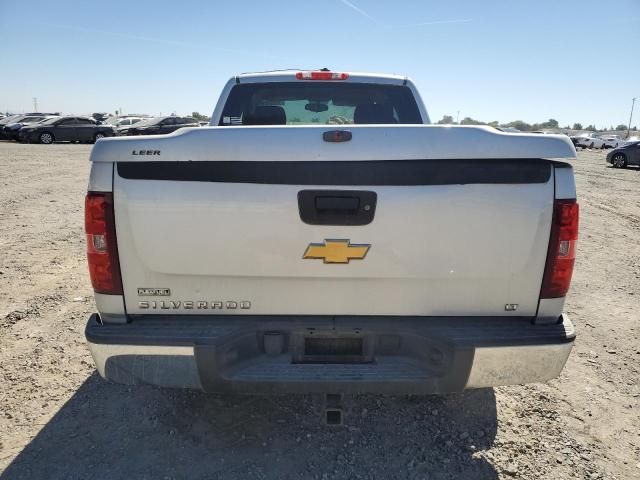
[84,70,578,401]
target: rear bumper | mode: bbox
[85,314,575,394]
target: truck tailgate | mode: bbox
[92,125,575,317]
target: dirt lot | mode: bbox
[0,142,638,479]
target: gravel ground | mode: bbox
[0,142,638,479]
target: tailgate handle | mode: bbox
[298,190,377,226]
[315,196,360,214]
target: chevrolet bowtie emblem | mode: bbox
[303,239,370,264]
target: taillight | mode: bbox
[295,71,349,80]
[540,199,579,298]
[85,192,123,295]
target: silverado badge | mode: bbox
[303,239,370,264]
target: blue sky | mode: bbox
[1,0,638,127]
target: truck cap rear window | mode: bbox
[219,82,422,126]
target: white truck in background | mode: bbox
[84,70,578,414]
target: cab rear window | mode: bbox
[219,82,422,126]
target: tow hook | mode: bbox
[313,393,352,426]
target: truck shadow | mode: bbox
[2,374,498,479]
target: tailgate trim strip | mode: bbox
[117,159,551,186]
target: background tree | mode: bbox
[460,117,484,125]
[504,120,532,131]
[191,111,210,122]
[429,117,619,132]
[436,115,454,124]
[539,118,559,129]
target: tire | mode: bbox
[39,132,54,144]
[612,153,627,168]
[94,132,105,143]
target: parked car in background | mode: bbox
[601,135,623,149]
[117,117,144,127]
[1,115,58,140]
[0,115,38,139]
[117,117,157,136]
[104,116,147,128]
[92,113,112,123]
[116,117,145,127]
[0,112,60,130]
[110,115,150,124]
[19,116,117,144]
[574,134,605,149]
[119,116,199,136]
[568,135,580,148]
[606,141,640,168]
[0,115,27,127]
[1,116,30,139]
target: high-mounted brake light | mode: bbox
[295,71,349,80]
[540,199,579,298]
[85,192,123,295]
